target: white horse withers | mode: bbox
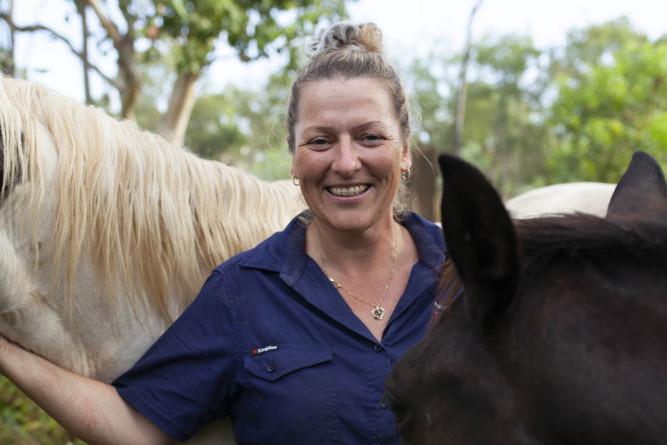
[505,182,616,219]
[0,76,306,443]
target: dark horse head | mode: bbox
[384,151,667,444]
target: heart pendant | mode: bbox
[372,306,385,320]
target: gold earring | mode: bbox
[292,175,300,186]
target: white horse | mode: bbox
[0,76,306,443]
[505,182,616,219]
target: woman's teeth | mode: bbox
[328,185,369,197]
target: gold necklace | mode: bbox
[316,226,399,320]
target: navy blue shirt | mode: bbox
[113,212,445,444]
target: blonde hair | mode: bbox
[0,76,305,322]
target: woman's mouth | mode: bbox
[327,185,369,197]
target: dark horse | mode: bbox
[384,151,667,444]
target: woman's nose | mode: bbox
[332,138,361,176]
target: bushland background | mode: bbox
[1,0,666,442]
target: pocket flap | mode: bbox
[243,344,333,382]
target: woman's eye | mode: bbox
[305,138,331,149]
[361,134,385,145]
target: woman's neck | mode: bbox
[307,218,402,279]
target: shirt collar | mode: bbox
[240,211,445,286]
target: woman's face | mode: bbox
[291,77,411,233]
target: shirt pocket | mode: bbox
[238,344,338,443]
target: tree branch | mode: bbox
[453,0,484,155]
[0,12,121,90]
[82,0,122,43]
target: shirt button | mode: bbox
[373,344,383,353]
[266,364,275,373]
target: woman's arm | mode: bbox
[0,335,175,445]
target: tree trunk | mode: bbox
[1,0,15,76]
[84,0,141,119]
[158,71,201,144]
[453,0,484,155]
[116,33,141,119]
[77,1,92,104]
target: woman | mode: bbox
[0,22,446,444]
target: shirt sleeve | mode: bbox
[112,270,237,441]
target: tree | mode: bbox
[401,54,454,221]
[179,70,294,180]
[126,0,349,143]
[454,0,484,155]
[457,34,548,199]
[0,0,350,141]
[0,0,15,76]
[185,87,248,161]
[548,20,667,182]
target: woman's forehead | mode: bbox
[297,78,397,127]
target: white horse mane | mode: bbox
[0,75,304,322]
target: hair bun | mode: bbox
[305,22,381,58]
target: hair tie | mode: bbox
[305,21,363,58]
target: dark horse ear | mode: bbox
[607,151,667,219]
[439,154,519,328]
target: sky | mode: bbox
[8,0,667,105]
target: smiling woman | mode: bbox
[0,22,447,445]
[113,22,446,444]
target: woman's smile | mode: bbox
[327,184,370,197]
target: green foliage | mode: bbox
[407,33,550,198]
[464,35,549,197]
[405,53,455,153]
[155,0,350,73]
[185,88,249,159]
[248,146,294,181]
[404,18,667,199]
[548,25,667,182]
[554,17,648,78]
[184,73,293,180]
[0,376,85,444]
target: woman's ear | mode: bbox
[400,140,412,172]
